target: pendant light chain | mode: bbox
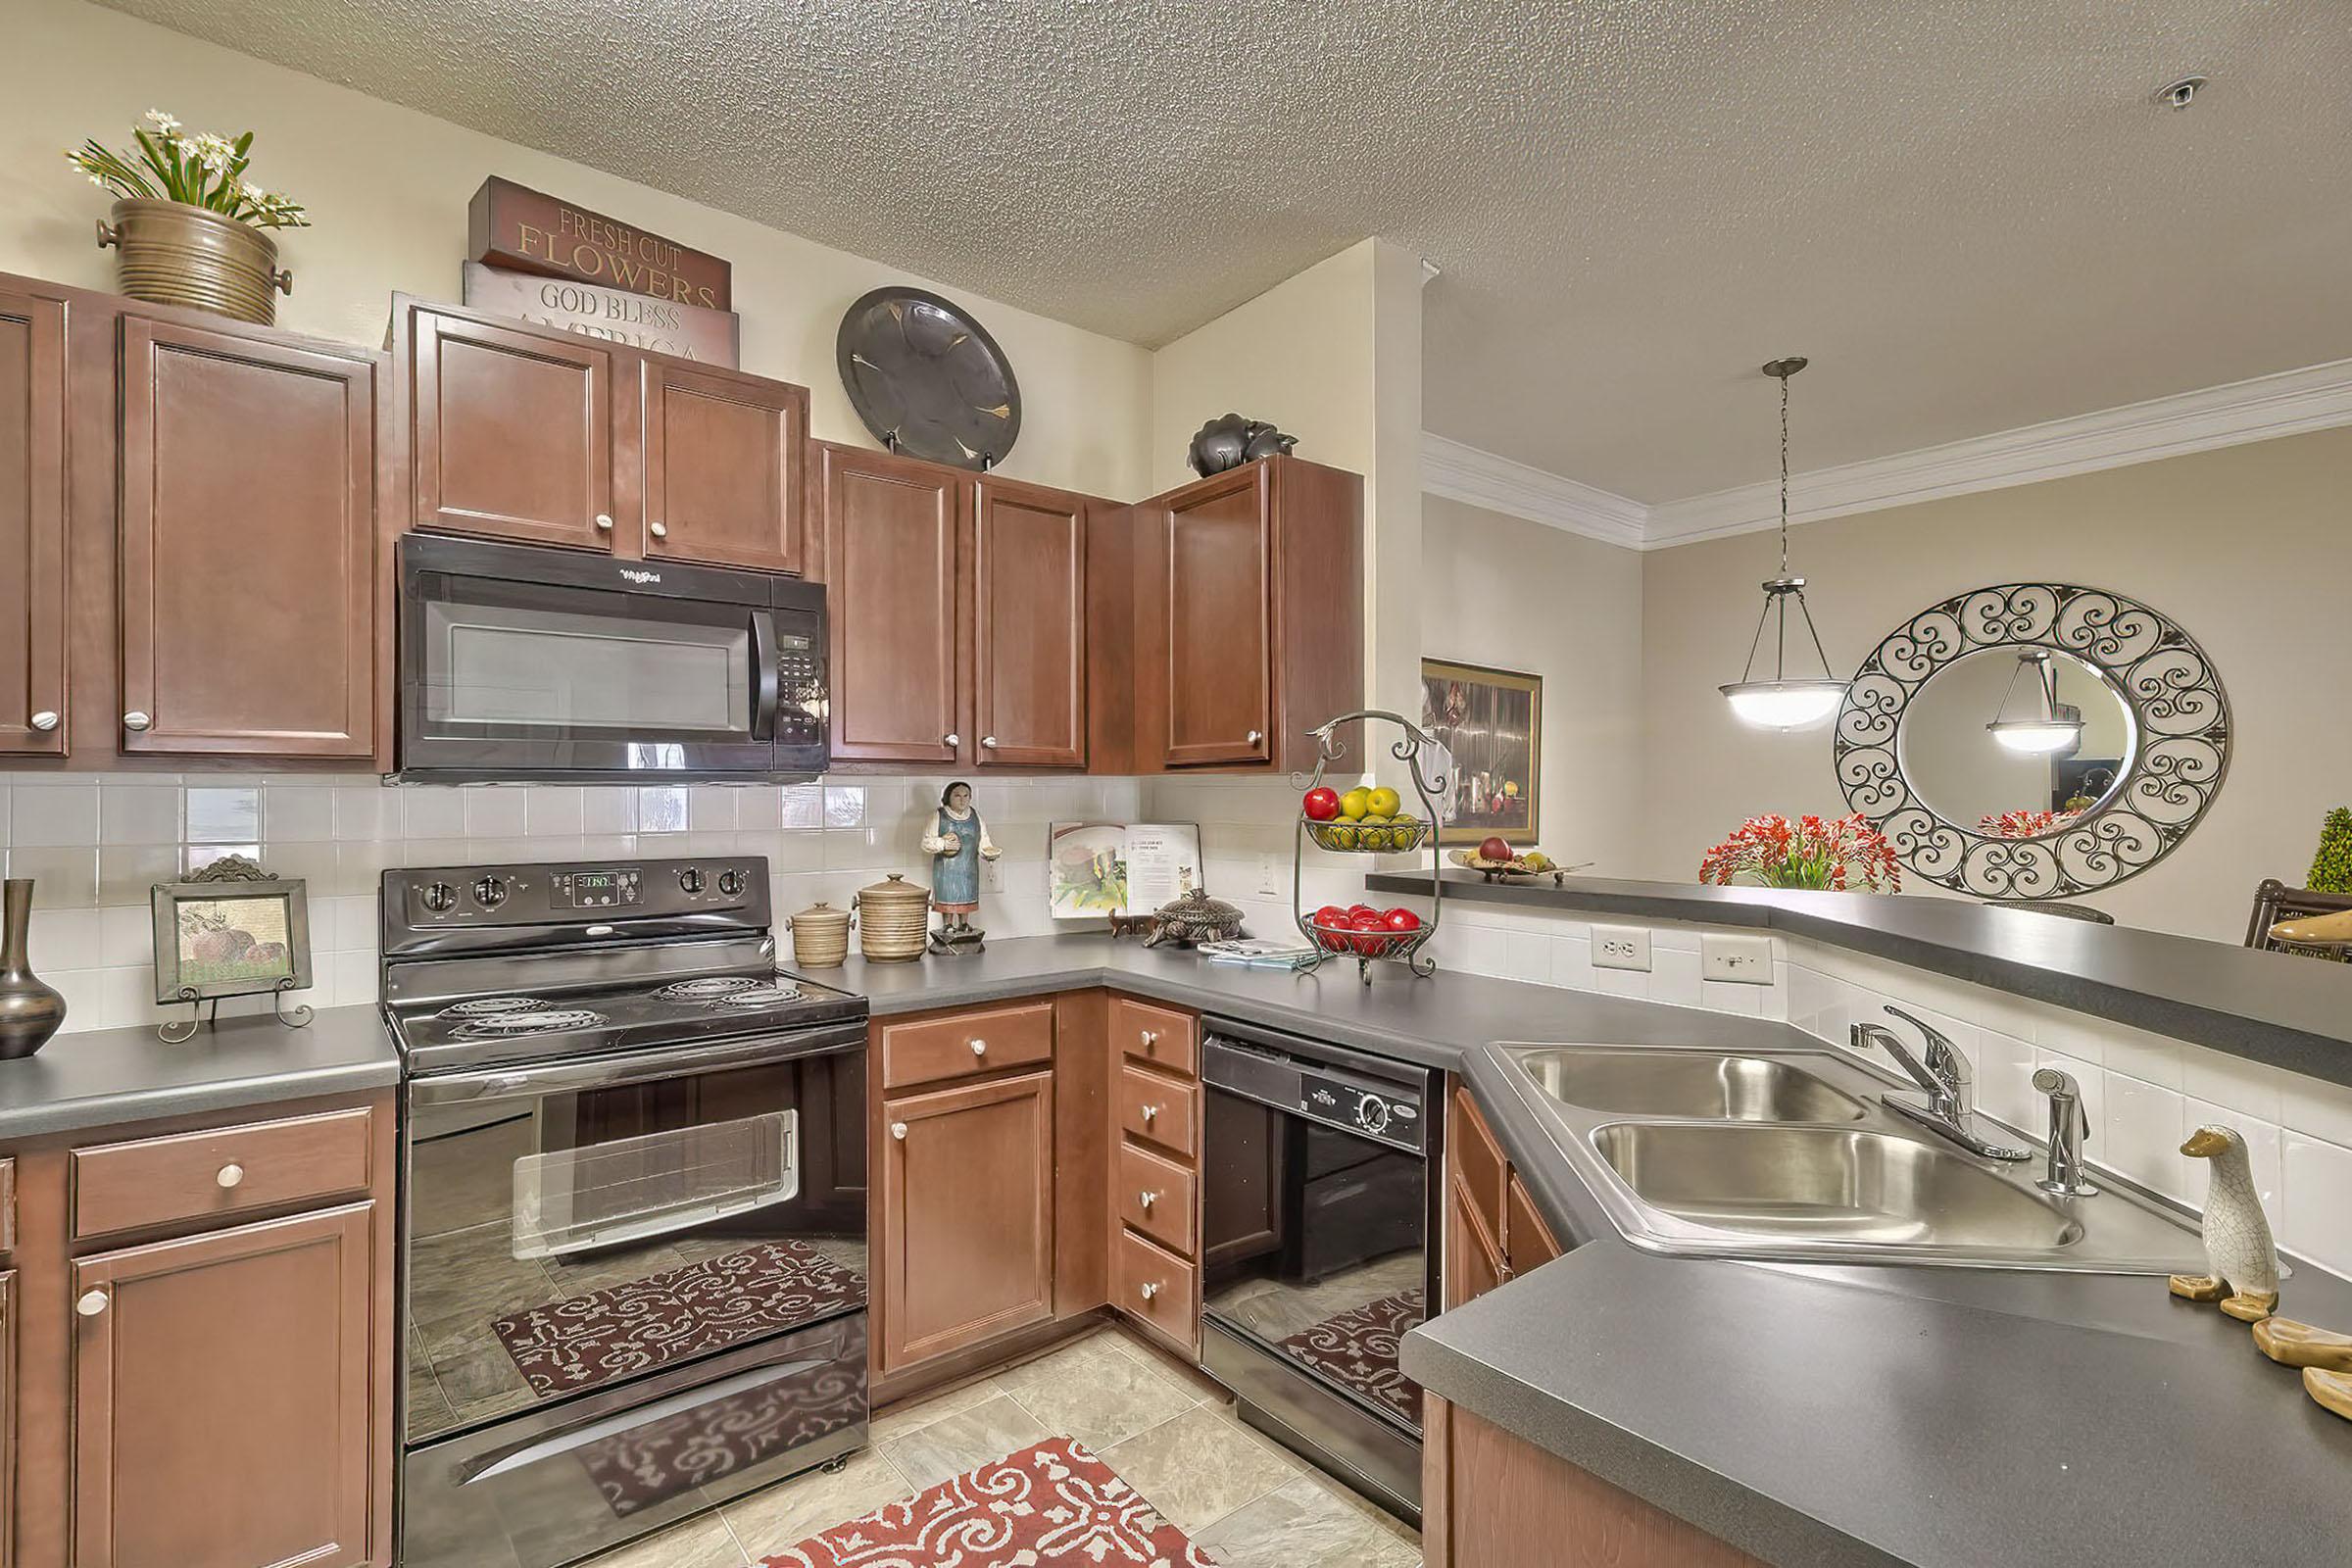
[1779,369,1791,576]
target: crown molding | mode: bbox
[1642,356,2352,548]
[1420,432,1647,549]
[1423,355,2352,551]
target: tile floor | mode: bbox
[580,1325,1422,1568]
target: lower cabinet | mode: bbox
[72,1205,377,1568]
[879,1070,1055,1371]
[1445,1086,1561,1309]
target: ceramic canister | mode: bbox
[853,874,930,962]
[788,901,853,969]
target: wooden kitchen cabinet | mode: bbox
[1134,456,1362,773]
[0,283,68,758]
[118,314,379,760]
[641,358,808,572]
[1445,1086,1562,1308]
[969,474,1089,767]
[818,442,962,764]
[72,1204,377,1568]
[879,1070,1056,1371]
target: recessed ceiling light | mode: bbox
[2154,74,2209,111]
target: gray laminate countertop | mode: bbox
[0,1004,402,1141]
[1368,869,2352,1087]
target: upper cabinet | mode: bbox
[970,475,1089,769]
[0,283,68,758]
[818,442,962,765]
[118,315,379,760]
[392,299,809,571]
[1135,456,1363,774]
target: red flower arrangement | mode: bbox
[1699,813,1901,893]
[1978,808,2081,840]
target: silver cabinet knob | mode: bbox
[76,1288,109,1317]
[980,736,999,750]
[943,732,960,748]
[969,1039,987,1056]
[122,710,151,731]
[1138,1190,1159,1211]
[216,1162,244,1189]
[1247,729,1264,746]
[1139,1030,1158,1049]
[1140,1103,1160,1124]
[594,513,613,532]
[649,520,667,539]
[1138,1281,1159,1301]
[890,1122,907,1141]
[29,710,57,731]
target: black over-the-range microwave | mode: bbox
[394,534,828,782]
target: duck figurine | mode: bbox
[2168,1125,2280,1322]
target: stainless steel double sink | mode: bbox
[1502,1044,2206,1273]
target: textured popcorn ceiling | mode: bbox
[96,0,2352,500]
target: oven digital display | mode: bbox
[554,868,641,908]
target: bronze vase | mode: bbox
[0,879,66,1058]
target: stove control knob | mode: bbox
[419,881,458,913]
[1355,1096,1391,1135]
[678,867,707,895]
[716,868,745,897]
[471,876,509,909]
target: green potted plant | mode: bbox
[2310,807,2352,896]
[67,110,308,325]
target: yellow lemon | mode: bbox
[1366,786,1402,817]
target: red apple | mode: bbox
[1302,786,1342,822]
[1348,903,1380,919]
[1311,906,1354,951]
[1383,906,1422,934]
[1478,836,1514,863]
[1348,908,1392,955]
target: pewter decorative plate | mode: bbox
[836,286,1021,469]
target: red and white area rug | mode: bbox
[764,1437,1221,1567]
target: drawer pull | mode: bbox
[1139,1281,1159,1301]
[1138,1190,1159,1211]
[29,710,57,731]
[1247,729,1264,746]
[594,513,613,532]
[1139,1030,1157,1049]
[649,520,668,539]
[890,1122,907,1141]
[76,1288,109,1317]
[122,710,151,731]
[969,1039,988,1056]
[1140,1103,1160,1124]
[216,1162,245,1189]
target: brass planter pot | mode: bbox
[96,198,292,325]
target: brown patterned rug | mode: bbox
[763,1437,1220,1566]
[493,1239,865,1396]
[1274,1288,1425,1424]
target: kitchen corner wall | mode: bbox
[3,772,1137,1035]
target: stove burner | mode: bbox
[653,977,765,1001]
[455,1007,608,1038]
[442,996,548,1018]
[712,983,803,1007]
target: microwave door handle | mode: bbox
[751,609,781,741]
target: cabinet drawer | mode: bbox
[72,1105,376,1241]
[1117,1142,1197,1256]
[881,1002,1054,1091]
[1112,997,1197,1077]
[1116,1226,1197,1349]
[1115,1064,1196,1159]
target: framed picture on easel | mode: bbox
[1420,658,1542,846]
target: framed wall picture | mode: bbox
[151,855,314,1005]
[1421,659,1543,846]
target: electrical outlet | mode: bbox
[1256,852,1284,898]
[980,855,1004,895]
[1701,933,1774,984]
[1592,924,1652,971]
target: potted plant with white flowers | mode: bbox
[67,110,309,325]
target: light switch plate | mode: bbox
[1702,933,1774,985]
[1256,852,1285,898]
[1592,924,1652,971]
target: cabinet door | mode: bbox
[1504,1171,1562,1277]
[641,359,808,572]
[73,1203,375,1568]
[0,288,67,756]
[409,307,615,549]
[880,1071,1054,1370]
[0,1267,14,1568]
[1445,1179,1504,1310]
[970,477,1086,767]
[119,316,377,759]
[819,445,960,764]
[1153,464,1272,766]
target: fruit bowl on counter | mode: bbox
[1448,839,1583,883]
[1305,902,1430,962]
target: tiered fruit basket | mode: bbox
[1292,710,1446,982]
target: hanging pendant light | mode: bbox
[1720,358,1847,730]
[1986,650,2085,755]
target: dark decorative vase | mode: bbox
[0,879,66,1058]
[1187,413,1298,476]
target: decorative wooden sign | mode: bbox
[462,263,741,367]
[467,176,731,309]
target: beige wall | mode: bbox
[1639,424,2352,940]
[1421,497,1647,875]
[6,0,1152,498]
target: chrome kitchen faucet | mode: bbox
[1852,1005,2031,1162]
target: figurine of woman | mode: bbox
[920,781,1001,952]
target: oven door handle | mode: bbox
[456,1347,841,1486]
[409,1026,864,1105]
[750,608,781,742]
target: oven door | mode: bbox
[403,1026,866,1450]
[399,533,819,781]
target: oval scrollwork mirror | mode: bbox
[1833,584,2230,901]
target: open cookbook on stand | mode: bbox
[1048,821,1205,919]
